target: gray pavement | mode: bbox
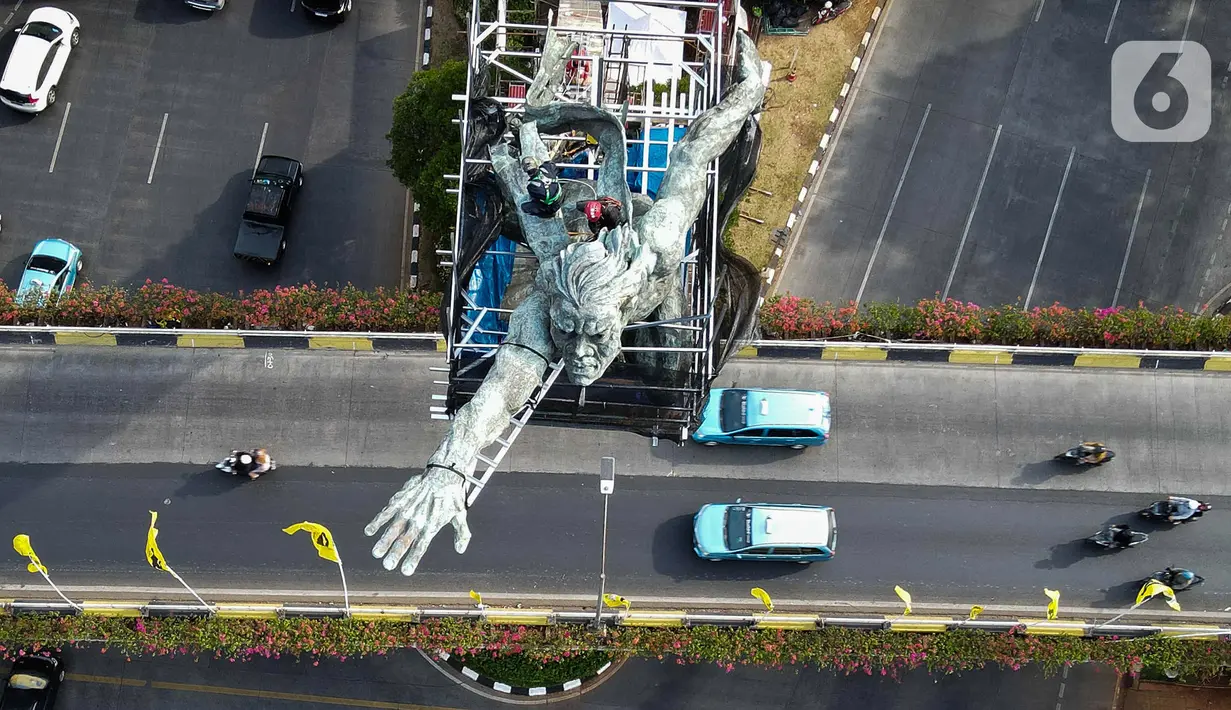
[35,648,1117,709]
[0,0,415,292]
[780,0,1231,311]
[1,463,1227,610]
[2,347,1230,497]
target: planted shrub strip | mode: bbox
[0,617,1226,680]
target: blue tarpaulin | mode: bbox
[461,235,517,345]
[626,126,688,198]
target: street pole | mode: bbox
[595,457,616,629]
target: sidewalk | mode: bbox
[2,345,1230,495]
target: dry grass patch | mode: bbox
[729,4,877,269]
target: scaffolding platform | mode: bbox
[440,0,741,442]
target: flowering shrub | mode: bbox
[761,295,1231,350]
[0,616,1226,681]
[1,280,441,332]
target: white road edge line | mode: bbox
[289,0,296,13]
[253,122,269,179]
[942,123,1002,301]
[1024,146,1076,310]
[1112,169,1151,308]
[1104,0,1121,43]
[147,112,169,185]
[48,102,71,173]
[1034,0,1045,22]
[1181,0,1197,42]
[855,103,931,306]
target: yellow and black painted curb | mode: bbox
[2,600,1224,640]
[736,344,1231,371]
[0,330,443,352]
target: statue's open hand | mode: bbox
[364,465,471,576]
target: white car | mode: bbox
[0,7,80,113]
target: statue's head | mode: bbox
[537,226,656,385]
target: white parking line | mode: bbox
[48,101,71,173]
[147,112,169,185]
[2,0,25,30]
[253,122,269,178]
[942,124,1002,301]
[1034,0,1045,22]
[289,0,296,12]
[854,103,931,306]
[1111,170,1151,308]
[1182,0,1197,41]
[1024,146,1076,310]
[1104,0,1121,43]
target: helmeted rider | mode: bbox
[1109,523,1136,548]
[1078,441,1109,465]
[1166,496,1211,523]
[520,159,564,218]
[1164,567,1196,589]
[229,451,254,477]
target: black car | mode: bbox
[1,653,65,710]
[300,0,351,21]
[234,155,304,266]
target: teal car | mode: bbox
[692,388,831,449]
[15,239,82,304]
[693,501,837,562]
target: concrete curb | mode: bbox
[436,651,615,697]
[758,0,886,301]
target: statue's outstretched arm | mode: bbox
[365,292,554,575]
[640,31,765,251]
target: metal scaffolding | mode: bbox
[441,0,735,442]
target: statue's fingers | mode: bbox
[371,516,408,560]
[450,509,472,554]
[399,521,442,576]
[364,483,418,536]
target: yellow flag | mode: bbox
[1136,581,1181,612]
[12,534,47,575]
[968,605,984,621]
[145,511,169,572]
[750,587,773,612]
[894,585,913,615]
[282,522,340,564]
[469,590,483,606]
[1044,588,1060,620]
[603,593,631,610]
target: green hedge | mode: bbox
[0,616,1226,680]
[6,279,1231,351]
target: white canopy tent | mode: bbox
[606,2,687,85]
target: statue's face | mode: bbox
[549,304,624,386]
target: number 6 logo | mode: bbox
[1111,41,1211,143]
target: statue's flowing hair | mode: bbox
[536,226,658,328]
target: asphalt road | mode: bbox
[0,0,415,292]
[40,647,1117,710]
[0,463,1225,611]
[3,347,1231,498]
[781,0,1231,312]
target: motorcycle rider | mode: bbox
[1077,441,1109,465]
[248,448,272,480]
[1110,523,1136,548]
[816,1,837,21]
[228,450,254,477]
[1166,496,1212,523]
[1161,567,1197,590]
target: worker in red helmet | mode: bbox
[575,196,624,238]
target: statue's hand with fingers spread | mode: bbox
[365,464,471,576]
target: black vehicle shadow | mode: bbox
[173,468,251,498]
[249,0,336,40]
[1095,579,1146,609]
[1034,537,1103,570]
[655,442,807,468]
[651,514,814,582]
[1010,459,1076,486]
[133,0,212,25]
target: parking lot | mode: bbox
[780,0,1231,311]
[0,0,419,292]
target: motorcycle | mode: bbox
[216,450,277,478]
[1087,527,1148,549]
[1139,498,1211,524]
[1146,567,1205,591]
[812,0,852,24]
[1054,445,1115,466]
